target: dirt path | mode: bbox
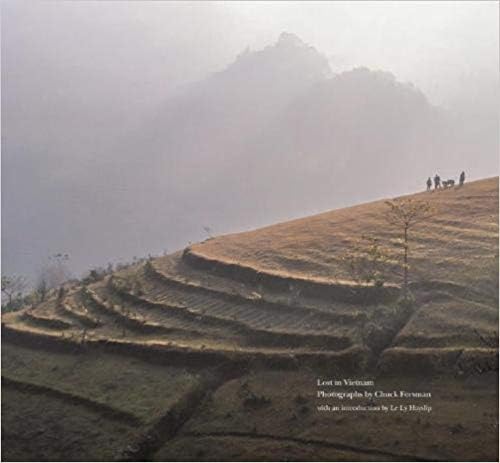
[120,362,247,461]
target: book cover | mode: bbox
[1,2,498,461]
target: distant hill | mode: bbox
[5,31,493,284]
[132,31,334,199]
[138,34,449,223]
[103,32,461,270]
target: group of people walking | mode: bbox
[426,171,465,191]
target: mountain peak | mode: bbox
[216,31,331,86]
[277,32,307,48]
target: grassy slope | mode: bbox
[190,177,499,352]
[2,177,498,461]
[2,387,137,461]
[157,369,498,462]
[191,177,498,293]
[1,343,202,424]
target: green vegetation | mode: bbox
[2,343,203,423]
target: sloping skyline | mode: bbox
[2,1,498,284]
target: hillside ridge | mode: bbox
[3,176,498,374]
[3,177,498,461]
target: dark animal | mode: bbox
[442,179,455,188]
[459,171,466,186]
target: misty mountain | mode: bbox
[136,34,449,227]
[2,32,494,283]
[211,67,444,216]
[137,32,332,188]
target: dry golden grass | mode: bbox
[191,177,498,292]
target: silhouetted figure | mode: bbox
[434,174,441,190]
[459,171,466,187]
[426,177,432,191]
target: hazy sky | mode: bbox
[2,1,498,108]
[1,1,499,282]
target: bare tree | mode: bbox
[384,199,435,296]
[203,226,213,238]
[33,253,72,302]
[43,253,71,288]
[1,275,28,307]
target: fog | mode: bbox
[1,1,498,284]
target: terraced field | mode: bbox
[2,177,498,461]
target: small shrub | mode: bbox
[243,392,271,409]
[144,260,154,274]
[363,322,394,352]
[397,291,416,311]
[57,286,66,302]
[82,268,104,284]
